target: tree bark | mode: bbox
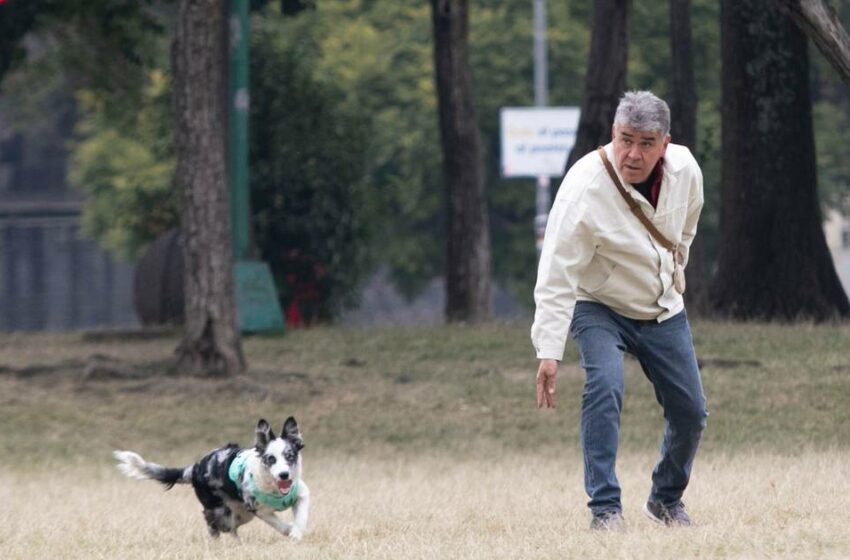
[713,0,850,320]
[669,0,697,151]
[669,0,707,313]
[564,0,632,172]
[774,0,850,84]
[430,0,492,323]
[172,0,246,374]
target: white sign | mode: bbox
[500,106,580,178]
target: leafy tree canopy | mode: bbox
[5,0,850,315]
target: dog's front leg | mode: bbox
[289,483,311,541]
[255,510,295,539]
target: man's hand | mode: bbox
[536,359,558,409]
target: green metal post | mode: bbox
[228,0,285,332]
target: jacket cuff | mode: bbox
[535,346,565,361]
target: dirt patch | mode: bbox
[80,327,180,342]
[0,354,172,382]
[0,360,86,378]
[75,369,317,401]
[697,358,762,369]
[80,354,171,382]
[342,357,368,368]
[0,351,320,403]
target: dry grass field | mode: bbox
[1,321,849,559]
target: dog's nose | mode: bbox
[279,472,290,480]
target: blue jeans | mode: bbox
[569,301,708,515]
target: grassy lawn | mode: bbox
[1,321,849,558]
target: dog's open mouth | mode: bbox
[277,479,293,494]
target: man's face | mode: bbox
[611,125,670,184]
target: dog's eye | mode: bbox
[263,455,276,466]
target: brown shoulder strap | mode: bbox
[596,147,676,253]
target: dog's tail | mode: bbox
[113,450,191,490]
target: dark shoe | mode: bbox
[642,500,692,527]
[590,510,626,531]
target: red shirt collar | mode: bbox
[648,158,664,208]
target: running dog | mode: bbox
[114,417,310,540]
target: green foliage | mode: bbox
[470,1,589,307]
[629,0,723,264]
[810,17,850,213]
[24,0,850,316]
[687,0,722,262]
[249,15,373,320]
[1,0,166,103]
[4,0,175,260]
[277,0,733,304]
[69,70,178,259]
[69,11,376,319]
[695,98,722,259]
[266,0,594,303]
[814,100,850,212]
[295,1,446,298]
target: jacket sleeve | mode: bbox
[530,195,594,361]
[679,163,704,268]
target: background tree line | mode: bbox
[3,0,850,332]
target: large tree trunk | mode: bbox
[172,0,246,374]
[430,0,491,323]
[564,0,632,172]
[669,0,698,160]
[669,0,707,313]
[774,0,850,84]
[713,0,850,320]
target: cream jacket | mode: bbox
[531,142,704,361]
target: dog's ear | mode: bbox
[282,416,304,450]
[255,418,275,453]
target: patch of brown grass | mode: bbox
[2,322,850,558]
[2,452,849,559]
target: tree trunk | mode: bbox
[669,0,707,313]
[774,0,850,84]
[564,0,632,172]
[669,0,698,153]
[430,0,491,323]
[713,0,850,320]
[172,0,246,374]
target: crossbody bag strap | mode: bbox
[596,146,677,253]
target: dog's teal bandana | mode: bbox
[228,450,299,511]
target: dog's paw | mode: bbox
[288,528,304,542]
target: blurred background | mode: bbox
[1,0,849,334]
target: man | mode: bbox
[531,91,707,531]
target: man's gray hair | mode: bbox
[613,91,670,136]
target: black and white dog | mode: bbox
[114,417,310,540]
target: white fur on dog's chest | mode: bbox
[229,450,302,511]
